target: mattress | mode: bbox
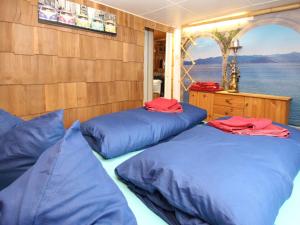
[94,151,300,225]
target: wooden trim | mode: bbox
[216,91,292,101]
[183,3,300,28]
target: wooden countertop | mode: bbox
[215,91,292,101]
[190,90,292,101]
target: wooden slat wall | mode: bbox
[0,0,173,127]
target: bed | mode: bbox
[81,103,207,159]
[96,150,300,225]
[112,123,300,225]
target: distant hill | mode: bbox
[184,52,300,65]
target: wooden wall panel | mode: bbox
[15,0,35,25]
[76,82,88,107]
[56,57,84,82]
[58,32,79,58]
[113,61,123,80]
[0,85,25,115]
[79,35,97,60]
[24,85,45,115]
[86,83,99,106]
[37,27,58,55]
[12,23,37,55]
[0,22,12,52]
[0,0,18,23]
[93,60,114,82]
[64,83,78,109]
[136,31,144,46]
[95,38,109,59]
[37,55,56,84]
[98,82,111,104]
[123,43,136,62]
[45,84,65,111]
[109,40,123,60]
[0,53,19,84]
[0,0,173,126]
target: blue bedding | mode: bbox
[81,103,207,159]
[116,124,300,225]
[0,122,136,225]
[0,109,23,136]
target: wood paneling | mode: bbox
[12,23,37,55]
[37,27,58,55]
[45,84,65,111]
[0,0,18,23]
[24,85,45,115]
[79,35,97,60]
[0,22,12,52]
[37,55,56,83]
[0,0,173,127]
[57,31,79,58]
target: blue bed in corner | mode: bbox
[116,124,300,225]
[81,103,207,159]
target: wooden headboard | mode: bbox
[0,0,173,127]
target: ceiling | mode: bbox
[93,0,299,27]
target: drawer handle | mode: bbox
[225,99,232,105]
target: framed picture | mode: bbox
[38,0,117,34]
[104,13,116,33]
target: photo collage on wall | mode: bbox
[38,0,117,34]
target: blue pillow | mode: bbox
[0,109,23,136]
[81,103,207,159]
[0,110,65,190]
[0,121,137,225]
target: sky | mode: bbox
[187,38,221,60]
[187,24,300,60]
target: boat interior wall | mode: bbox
[0,0,173,127]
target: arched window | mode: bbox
[237,24,300,126]
[183,37,222,101]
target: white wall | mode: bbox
[143,30,154,103]
[164,32,173,99]
[173,28,182,101]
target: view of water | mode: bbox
[185,63,300,126]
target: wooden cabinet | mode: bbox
[189,91,291,124]
[189,91,214,120]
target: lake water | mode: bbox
[185,63,300,126]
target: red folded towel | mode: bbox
[190,82,223,92]
[145,98,183,113]
[208,116,289,138]
[220,116,272,130]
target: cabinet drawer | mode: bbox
[214,94,245,108]
[213,105,244,117]
[189,91,198,106]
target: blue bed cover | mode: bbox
[116,124,300,225]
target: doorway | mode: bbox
[153,30,166,99]
[144,29,173,103]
